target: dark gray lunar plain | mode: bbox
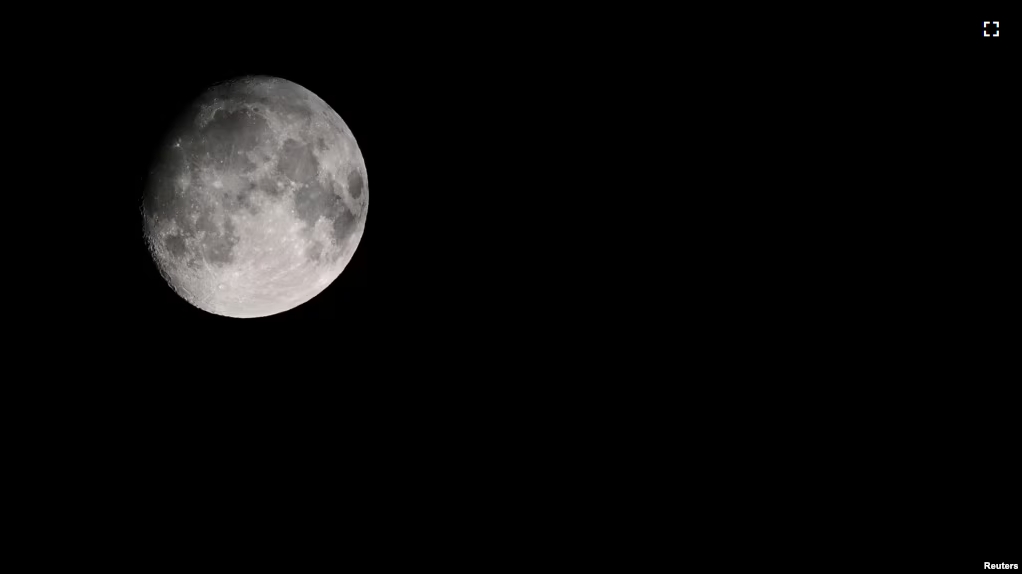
[142,76,367,318]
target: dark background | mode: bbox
[1,6,1017,567]
[938,14,1018,571]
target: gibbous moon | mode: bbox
[142,76,367,318]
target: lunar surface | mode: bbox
[142,76,367,318]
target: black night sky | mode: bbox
[2,7,1016,565]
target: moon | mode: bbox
[142,76,367,318]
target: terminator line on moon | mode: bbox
[142,76,367,318]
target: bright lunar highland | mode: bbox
[142,76,367,318]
